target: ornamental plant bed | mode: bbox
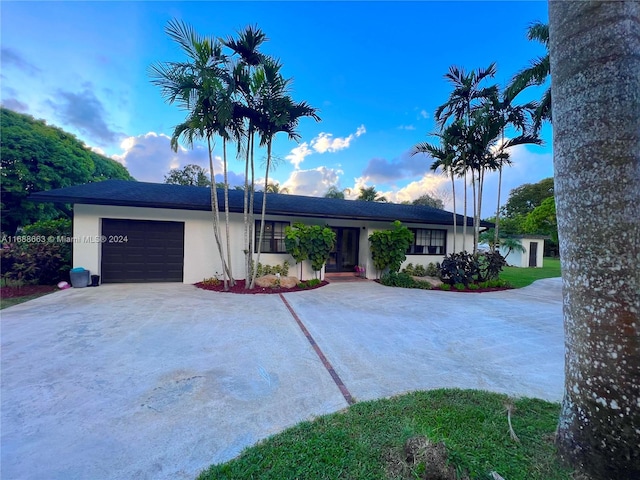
[195,278,328,295]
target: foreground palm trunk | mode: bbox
[549,1,639,478]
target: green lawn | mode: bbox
[199,389,572,480]
[500,257,561,288]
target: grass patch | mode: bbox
[198,389,572,480]
[500,257,561,288]
[0,281,57,310]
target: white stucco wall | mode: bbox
[500,238,545,268]
[73,204,484,283]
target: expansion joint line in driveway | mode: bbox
[279,294,355,406]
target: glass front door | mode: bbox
[326,227,360,272]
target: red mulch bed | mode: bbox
[195,279,329,294]
[1,285,58,298]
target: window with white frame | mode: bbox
[407,228,447,255]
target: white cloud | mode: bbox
[111,132,229,183]
[310,125,366,154]
[380,174,450,204]
[398,125,416,131]
[285,125,366,169]
[286,142,313,169]
[281,166,343,197]
[419,109,429,119]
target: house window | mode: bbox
[255,221,289,253]
[407,229,447,255]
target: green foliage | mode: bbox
[297,278,321,289]
[284,223,336,274]
[402,263,429,277]
[477,251,507,282]
[1,218,73,285]
[368,221,414,274]
[411,193,445,209]
[357,186,387,202]
[440,283,452,291]
[164,164,211,186]
[251,260,290,277]
[523,196,558,242]
[380,272,416,288]
[426,262,440,277]
[502,177,554,219]
[439,252,479,286]
[453,283,466,291]
[0,108,134,233]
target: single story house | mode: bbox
[30,180,490,283]
[499,235,547,268]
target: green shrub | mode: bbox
[413,264,427,277]
[414,280,432,290]
[369,221,414,274]
[1,219,72,285]
[380,271,416,288]
[426,262,440,277]
[477,251,507,282]
[468,283,480,290]
[439,252,479,286]
[402,263,415,275]
[252,260,290,277]
[440,283,451,291]
[454,283,466,291]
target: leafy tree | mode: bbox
[411,193,444,210]
[368,221,414,276]
[502,177,554,219]
[357,186,387,202]
[0,108,133,234]
[506,21,550,132]
[523,196,557,242]
[284,223,335,280]
[164,164,211,186]
[550,2,639,477]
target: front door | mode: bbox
[326,227,360,272]
[528,241,538,267]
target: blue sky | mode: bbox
[1,1,553,217]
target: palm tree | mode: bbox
[149,19,234,289]
[357,186,387,202]
[265,182,289,193]
[506,21,550,132]
[412,124,459,252]
[550,2,639,477]
[224,25,268,283]
[250,58,320,288]
[435,64,498,253]
[324,185,350,199]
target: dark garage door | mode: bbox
[101,219,184,283]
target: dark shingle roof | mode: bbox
[29,180,491,227]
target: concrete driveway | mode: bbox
[1,278,564,480]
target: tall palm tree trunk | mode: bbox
[462,170,468,252]
[222,137,234,286]
[207,135,231,290]
[493,164,503,252]
[250,138,272,289]
[470,169,477,254]
[451,172,457,253]
[243,129,251,281]
[476,166,485,253]
[550,1,640,478]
